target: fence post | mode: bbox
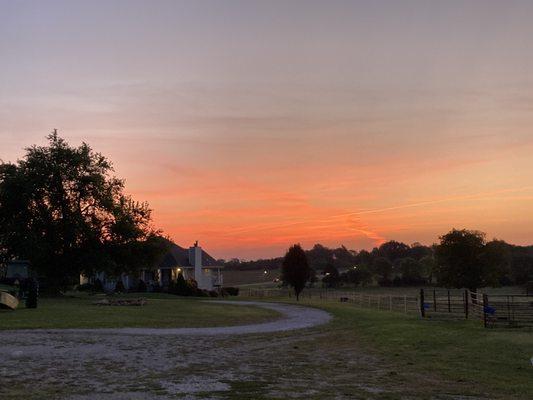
[507,295,511,327]
[420,289,425,318]
[389,295,392,311]
[447,290,451,313]
[433,289,437,312]
[464,289,469,319]
[404,294,407,313]
[482,293,488,328]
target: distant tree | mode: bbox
[308,268,318,287]
[341,264,372,288]
[281,244,311,300]
[510,254,533,285]
[0,132,165,293]
[306,244,334,271]
[372,257,393,286]
[435,229,505,293]
[322,264,340,288]
[408,243,432,260]
[397,257,425,285]
[356,249,372,266]
[332,245,357,269]
[378,241,410,263]
[482,240,511,285]
[419,255,437,284]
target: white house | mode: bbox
[144,241,223,291]
[81,241,223,292]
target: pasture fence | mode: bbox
[241,287,533,328]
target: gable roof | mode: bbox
[157,242,219,269]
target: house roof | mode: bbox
[158,242,220,270]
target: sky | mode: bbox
[1,1,533,259]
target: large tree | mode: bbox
[435,229,505,292]
[0,132,165,292]
[281,244,311,300]
[372,256,393,286]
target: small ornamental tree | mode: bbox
[281,244,311,301]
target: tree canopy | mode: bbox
[0,132,166,292]
[281,244,311,300]
[435,229,506,291]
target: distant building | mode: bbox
[80,241,223,292]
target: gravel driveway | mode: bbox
[0,301,475,399]
[0,301,340,400]
[0,301,332,337]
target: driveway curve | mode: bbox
[5,301,332,336]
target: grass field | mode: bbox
[0,292,279,329]
[250,297,533,398]
[1,294,532,398]
[223,269,280,287]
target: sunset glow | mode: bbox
[2,1,533,258]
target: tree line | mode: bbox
[232,233,533,297]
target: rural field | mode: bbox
[0,293,278,330]
[1,293,532,399]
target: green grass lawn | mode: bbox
[0,292,279,329]
[268,297,533,398]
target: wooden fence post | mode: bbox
[404,294,407,313]
[464,289,469,319]
[447,290,451,313]
[433,289,437,312]
[507,295,511,327]
[420,289,425,318]
[482,293,488,328]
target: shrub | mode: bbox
[93,278,104,292]
[77,283,94,292]
[115,279,125,293]
[176,273,191,295]
[223,287,239,296]
[137,279,147,292]
[208,290,219,297]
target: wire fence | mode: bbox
[241,287,533,328]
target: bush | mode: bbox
[77,283,94,292]
[208,290,219,297]
[223,287,239,296]
[136,279,147,292]
[176,273,191,295]
[93,278,104,292]
[115,279,125,293]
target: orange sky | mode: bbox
[2,1,533,259]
